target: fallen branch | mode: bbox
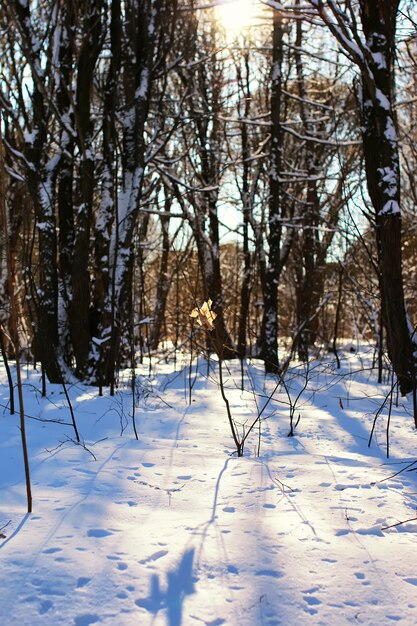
[381,515,417,531]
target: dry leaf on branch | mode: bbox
[190,299,217,330]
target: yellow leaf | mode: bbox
[189,299,217,330]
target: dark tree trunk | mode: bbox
[11,0,61,382]
[149,199,172,351]
[208,204,237,358]
[261,10,294,373]
[292,10,343,361]
[70,0,104,378]
[56,0,76,367]
[358,0,416,394]
[104,0,156,383]
[237,205,252,359]
[91,0,122,386]
[237,52,255,359]
[295,179,320,362]
[307,0,416,394]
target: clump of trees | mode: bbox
[1,1,416,400]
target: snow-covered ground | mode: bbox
[1,348,417,626]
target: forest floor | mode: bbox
[1,346,417,626]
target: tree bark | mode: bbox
[261,10,294,373]
[358,0,416,394]
[149,197,174,351]
[10,0,61,382]
[70,0,105,378]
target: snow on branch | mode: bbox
[281,123,361,147]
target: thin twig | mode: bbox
[371,459,417,484]
[381,515,417,531]
[0,520,11,535]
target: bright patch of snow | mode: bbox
[1,348,417,625]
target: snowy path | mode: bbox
[1,353,417,625]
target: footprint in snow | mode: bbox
[139,550,169,564]
[255,569,283,579]
[87,529,113,538]
[335,484,359,491]
[303,586,320,594]
[304,595,321,606]
[42,547,62,554]
[74,614,100,626]
[39,600,53,614]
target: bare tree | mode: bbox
[259,9,296,373]
[306,0,417,395]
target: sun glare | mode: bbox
[216,0,257,34]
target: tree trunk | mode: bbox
[70,0,104,378]
[91,0,122,386]
[359,0,416,394]
[307,0,417,395]
[237,52,257,359]
[149,199,172,351]
[9,0,62,382]
[261,10,294,373]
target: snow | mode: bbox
[375,89,390,111]
[135,69,150,100]
[1,348,417,625]
[377,166,397,197]
[372,51,386,71]
[138,317,155,325]
[384,116,397,143]
[91,335,111,346]
[379,200,400,216]
[24,129,37,145]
